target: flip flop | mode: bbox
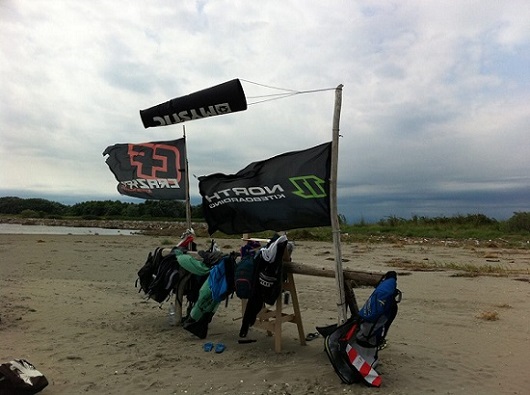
[305,332,321,341]
[215,343,226,353]
[203,342,214,352]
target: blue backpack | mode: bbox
[359,275,398,322]
[208,254,236,303]
[357,271,401,346]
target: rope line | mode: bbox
[241,79,336,106]
[240,78,298,93]
[246,93,298,99]
[247,93,299,105]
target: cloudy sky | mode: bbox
[1,0,529,223]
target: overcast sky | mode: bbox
[1,1,529,223]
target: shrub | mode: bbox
[19,209,40,218]
[506,212,530,232]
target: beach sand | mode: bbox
[1,233,529,394]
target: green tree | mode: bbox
[506,212,530,232]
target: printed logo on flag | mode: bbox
[127,143,182,181]
[290,175,327,199]
[103,138,187,200]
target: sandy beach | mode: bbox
[1,233,529,394]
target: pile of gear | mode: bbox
[135,230,291,340]
[136,229,402,387]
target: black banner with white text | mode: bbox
[199,142,332,235]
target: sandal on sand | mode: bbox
[378,339,388,350]
[305,332,320,341]
[215,343,226,353]
[203,342,214,352]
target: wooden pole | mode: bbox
[330,84,347,324]
[183,126,192,230]
[283,261,382,287]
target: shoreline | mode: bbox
[2,217,529,248]
[0,217,206,235]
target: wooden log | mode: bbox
[283,261,384,287]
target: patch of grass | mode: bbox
[388,258,520,277]
[514,277,530,283]
[387,258,442,271]
[444,262,507,275]
[476,311,499,321]
[495,303,512,309]
[483,252,499,259]
[451,272,480,278]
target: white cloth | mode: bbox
[260,234,288,262]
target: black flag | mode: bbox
[199,142,332,235]
[103,138,187,200]
[140,79,247,128]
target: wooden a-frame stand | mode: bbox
[240,266,374,353]
[242,272,306,353]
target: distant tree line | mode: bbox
[377,213,498,227]
[372,212,530,233]
[1,196,529,233]
[0,196,203,221]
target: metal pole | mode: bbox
[330,84,347,324]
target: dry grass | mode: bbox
[476,311,499,321]
[483,252,499,259]
[495,303,512,309]
[388,257,529,278]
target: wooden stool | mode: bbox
[243,272,306,353]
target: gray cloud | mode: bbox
[1,0,529,222]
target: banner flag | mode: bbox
[103,138,187,200]
[199,142,332,235]
[140,79,247,128]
